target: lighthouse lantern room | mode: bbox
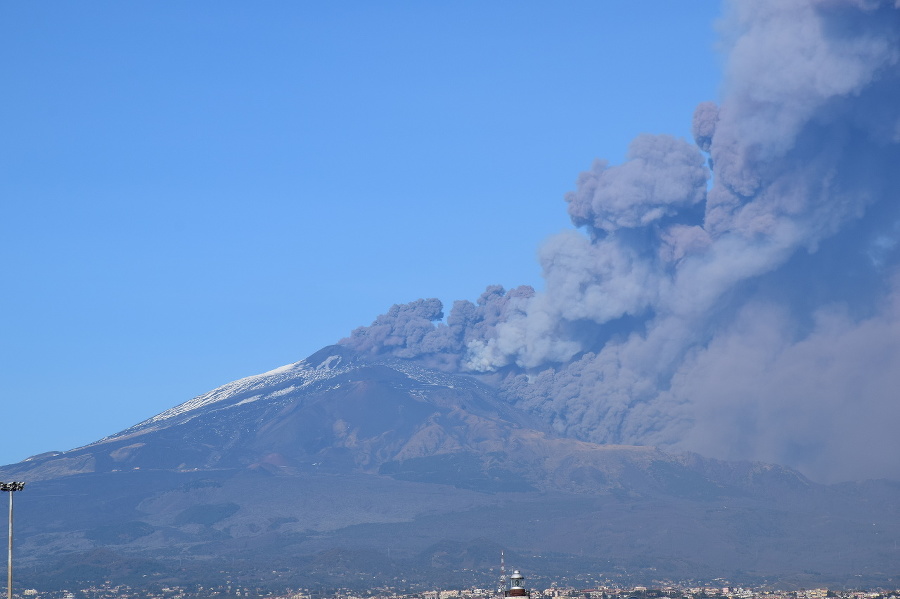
[505,570,529,598]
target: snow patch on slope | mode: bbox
[93,353,353,445]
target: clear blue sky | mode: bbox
[0,2,721,465]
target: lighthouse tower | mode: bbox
[504,570,530,598]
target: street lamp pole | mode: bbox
[0,483,24,599]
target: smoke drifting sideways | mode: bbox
[342,0,900,483]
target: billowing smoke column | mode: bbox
[343,0,900,483]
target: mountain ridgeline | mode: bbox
[2,346,899,589]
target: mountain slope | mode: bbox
[3,346,899,589]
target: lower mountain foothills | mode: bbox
[15,575,900,599]
[2,347,899,590]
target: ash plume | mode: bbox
[342,0,900,483]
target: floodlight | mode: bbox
[0,481,24,599]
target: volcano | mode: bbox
[2,345,899,589]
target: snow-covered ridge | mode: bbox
[87,349,484,449]
[93,352,354,445]
[138,361,311,423]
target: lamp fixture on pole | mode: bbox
[0,482,24,599]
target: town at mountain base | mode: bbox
[2,346,898,589]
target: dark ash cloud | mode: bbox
[342,0,900,483]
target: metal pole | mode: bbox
[1,483,23,599]
[6,489,11,599]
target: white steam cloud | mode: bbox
[343,0,900,483]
